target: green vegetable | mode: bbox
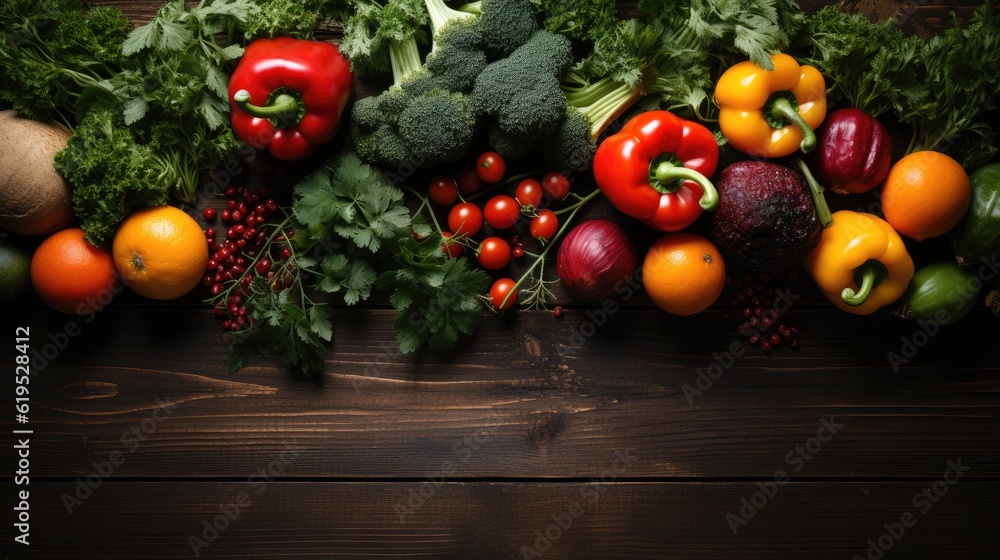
[470,29,573,140]
[242,0,348,40]
[350,0,552,169]
[54,108,171,245]
[224,152,490,374]
[901,261,981,325]
[952,163,1000,266]
[534,0,804,170]
[804,2,1000,169]
[0,0,132,124]
[339,0,430,84]
[901,2,1000,168]
[801,6,922,118]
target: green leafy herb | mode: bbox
[0,0,132,123]
[242,0,348,39]
[901,3,1000,167]
[220,152,490,374]
[339,0,430,81]
[802,6,923,118]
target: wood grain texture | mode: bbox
[4,306,998,479]
[13,481,999,559]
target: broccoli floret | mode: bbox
[478,0,539,59]
[434,16,483,51]
[424,44,488,93]
[487,123,536,160]
[398,89,476,162]
[353,122,413,168]
[542,108,597,172]
[495,73,565,137]
[424,0,476,45]
[471,30,572,138]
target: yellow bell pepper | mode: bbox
[715,53,827,159]
[804,210,915,315]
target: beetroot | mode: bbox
[709,161,821,272]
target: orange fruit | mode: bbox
[30,228,119,315]
[642,233,726,316]
[882,151,970,241]
[112,206,209,300]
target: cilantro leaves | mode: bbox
[223,152,490,375]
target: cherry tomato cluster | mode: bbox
[426,151,574,311]
[202,185,295,333]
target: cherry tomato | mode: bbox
[476,151,506,183]
[530,209,559,243]
[428,175,458,206]
[490,278,519,311]
[515,179,544,209]
[441,231,463,258]
[448,202,483,237]
[456,165,483,195]
[484,195,520,229]
[542,171,571,200]
[477,237,511,270]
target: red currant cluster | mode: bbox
[724,271,800,351]
[426,151,575,312]
[202,185,294,332]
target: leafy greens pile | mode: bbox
[224,152,490,374]
[803,2,1000,168]
[0,0,342,245]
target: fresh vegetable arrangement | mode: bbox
[2,0,999,374]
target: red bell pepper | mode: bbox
[593,111,719,232]
[228,37,353,161]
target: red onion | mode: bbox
[556,220,637,303]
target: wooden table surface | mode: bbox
[4,1,999,558]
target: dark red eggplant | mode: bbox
[813,108,892,195]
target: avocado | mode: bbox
[709,161,821,272]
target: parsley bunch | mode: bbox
[223,152,489,374]
[803,2,1000,169]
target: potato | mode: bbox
[0,110,74,236]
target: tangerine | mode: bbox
[643,233,726,316]
[113,206,209,300]
[882,151,970,241]
[30,228,118,314]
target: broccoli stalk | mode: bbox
[424,0,476,42]
[340,0,430,86]
[562,75,645,139]
[390,36,423,86]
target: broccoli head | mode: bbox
[352,121,414,169]
[397,89,476,163]
[471,30,572,138]
[542,108,597,172]
[478,0,539,60]
[424,43,488,93]
[495,73,565,137]
[487,123,537,160]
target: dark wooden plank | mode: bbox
[11,481,998,558]
[4,306,998,479]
